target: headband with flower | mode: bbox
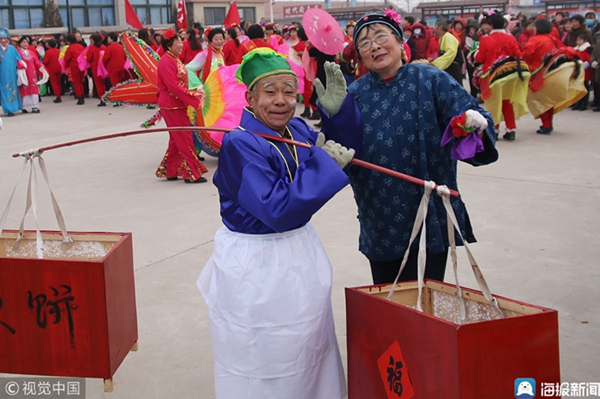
[384,9,403,26]
[163,29,177,41]
[354,10,404,44]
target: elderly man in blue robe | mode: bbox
[317,10,499,286]
[197,48,356,399]
[0,28,23,116]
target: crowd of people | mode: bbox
[1,8,593,398]
[1,9,597,136]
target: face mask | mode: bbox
[414,28,422,35]
[585,19,595,28]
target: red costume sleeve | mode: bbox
[159,55,201,109]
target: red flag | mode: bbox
[124,0,143,30]
[223,1,241,29]
[176,0,188,30]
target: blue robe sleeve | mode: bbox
[319,94,363,158]
[217,131,350,233]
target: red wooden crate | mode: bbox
[0,230,138,390]
[346,280,561,399]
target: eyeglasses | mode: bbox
[356,32,395,53]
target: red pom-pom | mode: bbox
[450,113,470,138]
[163,29,176,41]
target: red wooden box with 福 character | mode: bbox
[346,279,561,399]
[0,230,138,391]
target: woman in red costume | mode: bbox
[155,30,209,183]
[86,33,107,107]
[43,39,62,103]
[523,18,584,135]
[63,34,86,105]
[179,29,203,65]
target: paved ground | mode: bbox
[0,95,599,398]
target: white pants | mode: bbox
[22,94,39,110]
[198,223,346,399]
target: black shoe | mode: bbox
[166,177,178,181]
[503,131,516,141]
[32,108,40,114]
[314,121,323,128]
[22,109,28,114]
[300,107,311,117]
[97,101,106,107]
[308,109,320,120]
[184,177,208,183]
[571,103,581,110]
[536,126,553,135]
[77,97,84,105]
[579,105,588,111]
[113,103,123,108]
[6,112,14,116]
[198,156,205,161]
[53,97,62,103]
[594,106,600,112]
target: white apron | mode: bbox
[197,223,346,399]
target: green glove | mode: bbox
[321,139,355,169]
[314,61,347,117]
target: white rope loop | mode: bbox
[2,149,72,259]
[387,181,435,311]
[436,185,503,317]
[386,181,503,320]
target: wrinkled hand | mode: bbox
[314,61,347,116]
[321,139,355,169]
[464,110,488,132]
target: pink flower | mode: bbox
[384,8,403,26]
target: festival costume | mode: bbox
[237,39,273,64]
[431,32,462,82]
[64,42,85,99]
[221,39,240,66]
[103,42,127,87]
[0,43,23,115]
[266,33,284,51]
[198,109,349,399]
[17,47,42,110]
[197,49,351,399]
[179,40,202,65]
[475,30,530,130]
[523,34,586,125]
[155,51,208,181]
[186,46,224,83]
[43,47,62,98]
[322,64,498,264]
[85,44,107,100]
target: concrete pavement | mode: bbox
[0,96,599,398]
